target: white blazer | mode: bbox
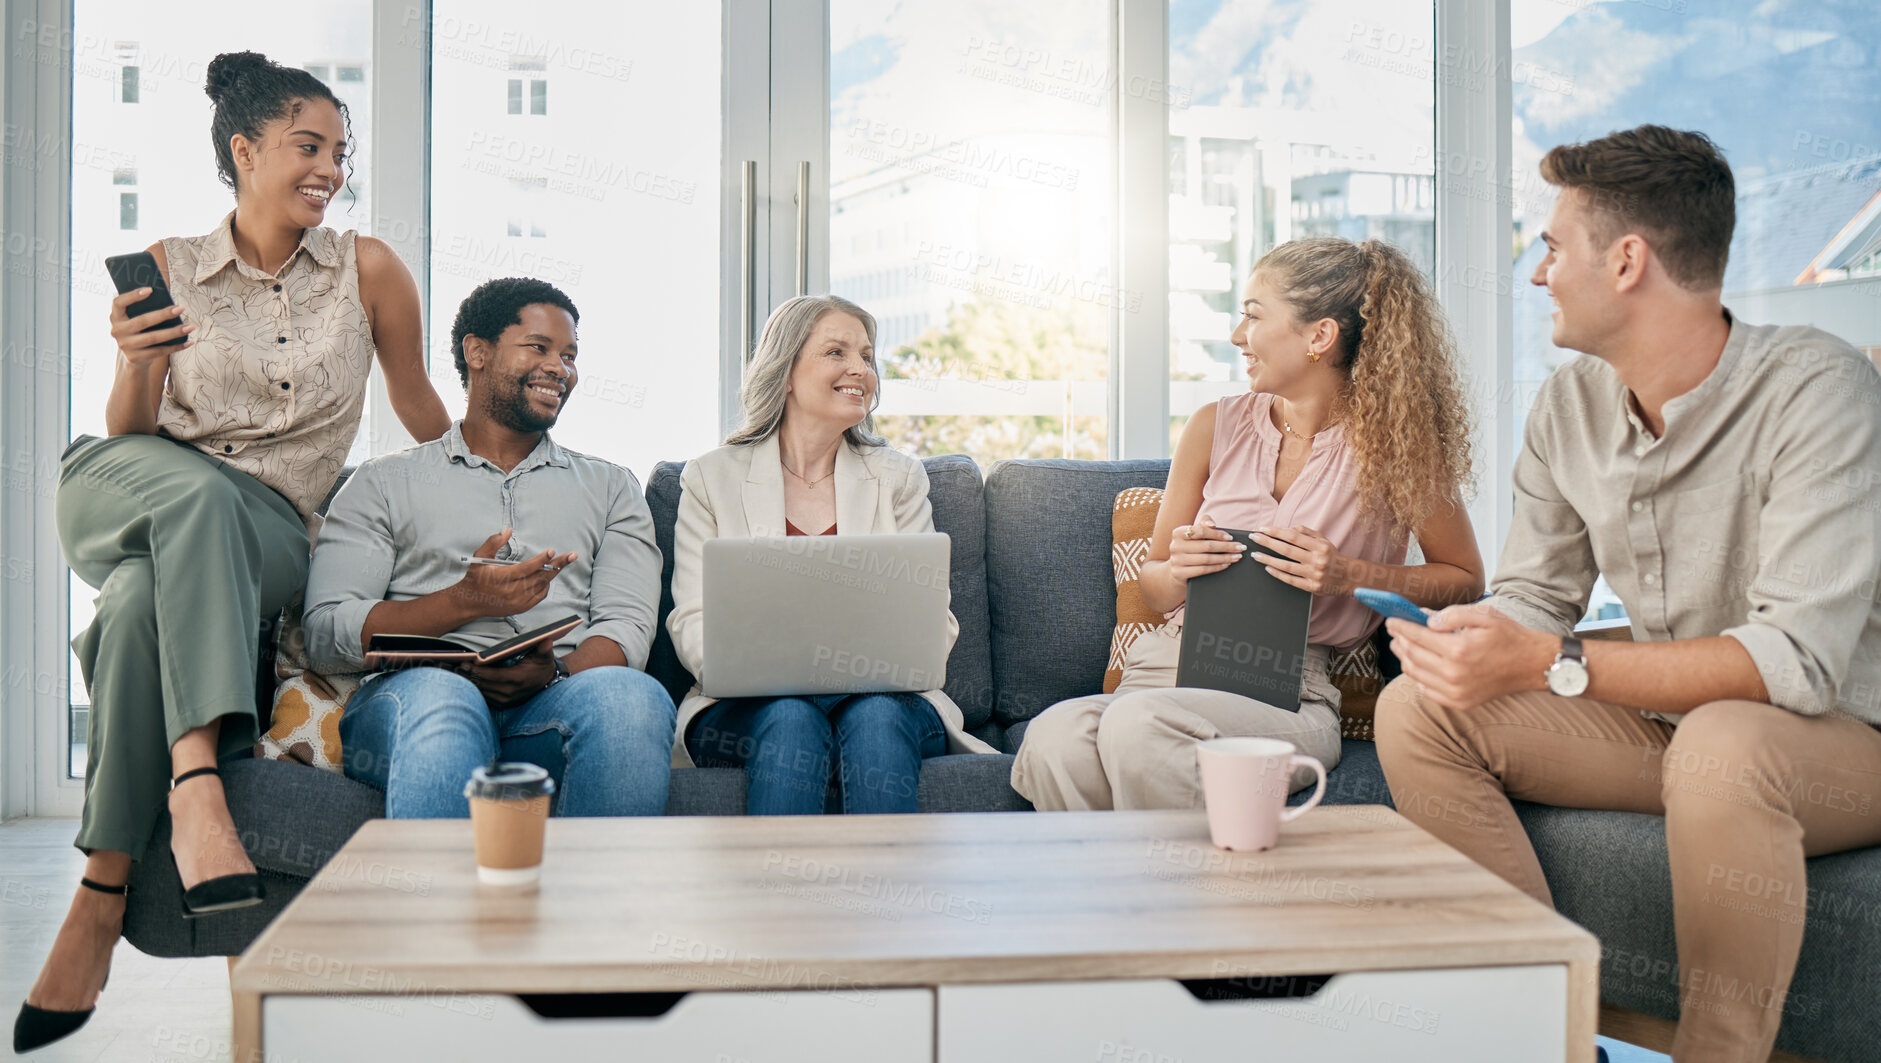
[666,434,999,766]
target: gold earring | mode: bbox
[1307,352,1320,363]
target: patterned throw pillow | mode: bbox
[257,669,358,771]
[255,584,363,773]
[1105,487,1386,739]
[1106,487,1168,693]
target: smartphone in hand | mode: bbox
[1355,587,1431,627]
[104,250,188,348]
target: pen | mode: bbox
[459,556,562,571]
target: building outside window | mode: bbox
[115,42,138,102]
[507,56,548,115]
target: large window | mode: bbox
[828,0,1114,463]
[430,1,721,470]
[1509,0,1881,619]
[17,1,1641,814]
[1168,1,1437,447]
[65,3,375,779]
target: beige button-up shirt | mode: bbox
[1489,312,1881,725]
[157,210,374,521]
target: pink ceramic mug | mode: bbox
[1196,737,1328,851]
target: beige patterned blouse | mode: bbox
[157,210,374,521]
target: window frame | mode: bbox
[1,0,1522,814]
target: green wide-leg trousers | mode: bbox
[57,434,308,857]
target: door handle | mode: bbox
[795,160,810,298]
[741,159,757,361]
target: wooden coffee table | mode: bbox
[232,806,1598,1062]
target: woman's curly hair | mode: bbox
[1253,237,1475,539]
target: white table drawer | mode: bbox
[264,987,933,1063]
[938,966,1566,1063]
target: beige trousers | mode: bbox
[1373,676,1881,1063]
[1011,623,1342,810]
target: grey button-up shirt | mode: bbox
[1489,312,1881,725]
[303,423,662,673]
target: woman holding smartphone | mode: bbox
[16,51,449,1053]
[1011,237,1485,812]
[666,294,996,816]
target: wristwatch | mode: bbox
[1545,636,1589,697]
[548,656,570,686]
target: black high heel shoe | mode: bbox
[12,877,124,1054]
[171,766,266,918]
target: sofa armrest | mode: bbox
[1575,617,1634,643]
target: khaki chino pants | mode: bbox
[1374,676,1881,1063]
[1012,623,1343,810]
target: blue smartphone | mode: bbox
[1355,587,1431,627]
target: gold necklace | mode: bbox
[781,458,832,489]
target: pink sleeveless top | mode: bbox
[1185,391,1408,653]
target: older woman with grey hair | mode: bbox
[665,294,995,814]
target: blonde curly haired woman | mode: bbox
[1012,237,1485,810]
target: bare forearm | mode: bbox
[103,361,167,436]
[1139,560,1187,614]
[1343,559,1482,608]
[562,636,626,674]
[1583,636,1769,715]
[358,589,482,645]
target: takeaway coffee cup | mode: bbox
[464,762,554,886]
[1196,737,1327,851]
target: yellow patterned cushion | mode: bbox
[257,671,358,772]
[1105,487,1385,739]
[255,583,362,773]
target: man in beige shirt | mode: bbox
[1376,125,1881,1063]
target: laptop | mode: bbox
[1175,527,1313,711]
[701,533,952,699]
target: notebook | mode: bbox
[365,615,582,667]
[1175,529,1313,711]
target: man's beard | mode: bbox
[485,372,563,433]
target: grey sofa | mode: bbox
[118,456,1878,1062]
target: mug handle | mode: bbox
[1277,754,1327,822]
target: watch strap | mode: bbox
[1559,636,1584,664]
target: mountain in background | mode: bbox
[1513,0,1881,182]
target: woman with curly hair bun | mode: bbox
[1012,237,1486,811]
[15,50,448,1053]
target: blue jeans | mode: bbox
[687,692,946,815]
[341,665,677,818]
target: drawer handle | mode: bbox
[1179,974,1335,1002]
[516,992,688,1019]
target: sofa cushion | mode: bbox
[642,455,996,729]
[644,461,694,707]
[984,459,1171,725]
[923,455,995,728]
[1517,803,1880,1063]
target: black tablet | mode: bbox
[1175,528,1313,711]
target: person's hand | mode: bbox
[448,529,577,619]
[1249,525,1355,596]
[458,641,557,711]
[110,287,192,366]
[1386,603,1560,711]
[1166,514,1246,584]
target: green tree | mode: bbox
[877,295,1109,463]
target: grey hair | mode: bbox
[725,294,886,448]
